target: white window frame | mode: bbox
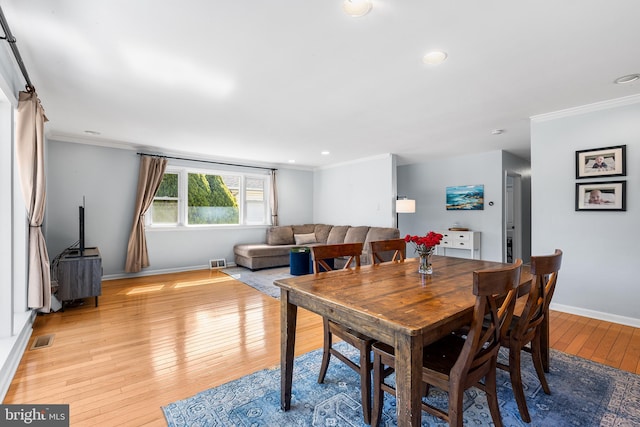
[147,165,271,228]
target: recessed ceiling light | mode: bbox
[84,130,101,135]
[321,151,330,155]
[288,159,296,163]
[343,0,372,17]
[614,74,640,84]
[423,51,448,65]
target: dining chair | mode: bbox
[369,238,406,265]
[311,242,375,424]
[371,259,523,427]
[311,242,363,273]
[497,249,562,423]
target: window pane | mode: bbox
[150,200,178,224]
[246,177,266,224]
[151,173,179,224]
[187,173,239,225]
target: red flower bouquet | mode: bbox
[405,232,443,274]
[404,232,443,254]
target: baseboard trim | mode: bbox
[550,303,640,328]
[0,311,36,400]
[102,263,238,281]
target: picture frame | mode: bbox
[575,145,626,179]
[446,185,484,210]
[575,181,626,211]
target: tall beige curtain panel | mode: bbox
[16,90,51,312]
[125,156,168,273]
[270,170,278,226]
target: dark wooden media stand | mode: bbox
[56,247,102,309]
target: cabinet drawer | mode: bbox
[441,232,471,242]
[441,239,471,248]
[452,233,471,242]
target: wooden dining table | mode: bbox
[274,255,533,427]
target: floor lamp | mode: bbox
[396,197,416,231]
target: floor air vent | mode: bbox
[30,334,55,350]
[210,259,227,269]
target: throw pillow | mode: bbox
[294,233,317,245]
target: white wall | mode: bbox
[46,141,139,275]
[273,168,314,225]
[397,150,509,262]
[531,96,640,326]
[45,140,315,277]
[313,154,396,227]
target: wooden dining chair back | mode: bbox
[311,242,374,423]
[498,249,562,422]
[369,238,406,265]
[371,259,523,427]
[311,242,363,273]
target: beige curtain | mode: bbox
[270,170,278,226]
[125,156,168,273]
[16,90,51,312]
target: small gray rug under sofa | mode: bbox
[233,224,400,270]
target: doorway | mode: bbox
[504,173,522,263]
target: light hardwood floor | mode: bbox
[4,269,639,426]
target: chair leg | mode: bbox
[508,346,531,423]
[484,362,504,427]
[371,352,384,427]
[448,385,466,427]
[318,318,332,384]
[531,331,551,394]
[359,343,372,424]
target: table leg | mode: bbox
[394,333,423,426]
[280,289,297,411]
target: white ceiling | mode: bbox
[3,1,640,168]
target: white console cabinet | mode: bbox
[436,230,481,259]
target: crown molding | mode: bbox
[45,131,315,171]
[531,94,640,122]
[314,153,394,171]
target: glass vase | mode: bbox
[418,248,434,274]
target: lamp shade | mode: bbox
[396,199,416,213]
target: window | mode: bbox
[148,167,270,227]
[150,172,179,225]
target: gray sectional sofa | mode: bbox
[233,224,400,270]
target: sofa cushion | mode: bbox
[294,233,317,245]
[344,226,370,244]
[326,225,350,244]
[292,224,316,234]
[364,227,401,246]
[314,224,333,244]
[266,226,294,245]
[363,227,402,257]
[234,243,295,258]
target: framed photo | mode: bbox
[575,181,626,211]
[575,145,626,179]
[446,185,484,210]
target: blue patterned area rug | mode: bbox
[162,342,639,426]
[222,266,292,299]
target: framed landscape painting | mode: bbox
[575,145,626,179]
[575,181,626,211]
[446,185,484,210]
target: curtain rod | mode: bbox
[137,152,276,172]
[0,5,35,92]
